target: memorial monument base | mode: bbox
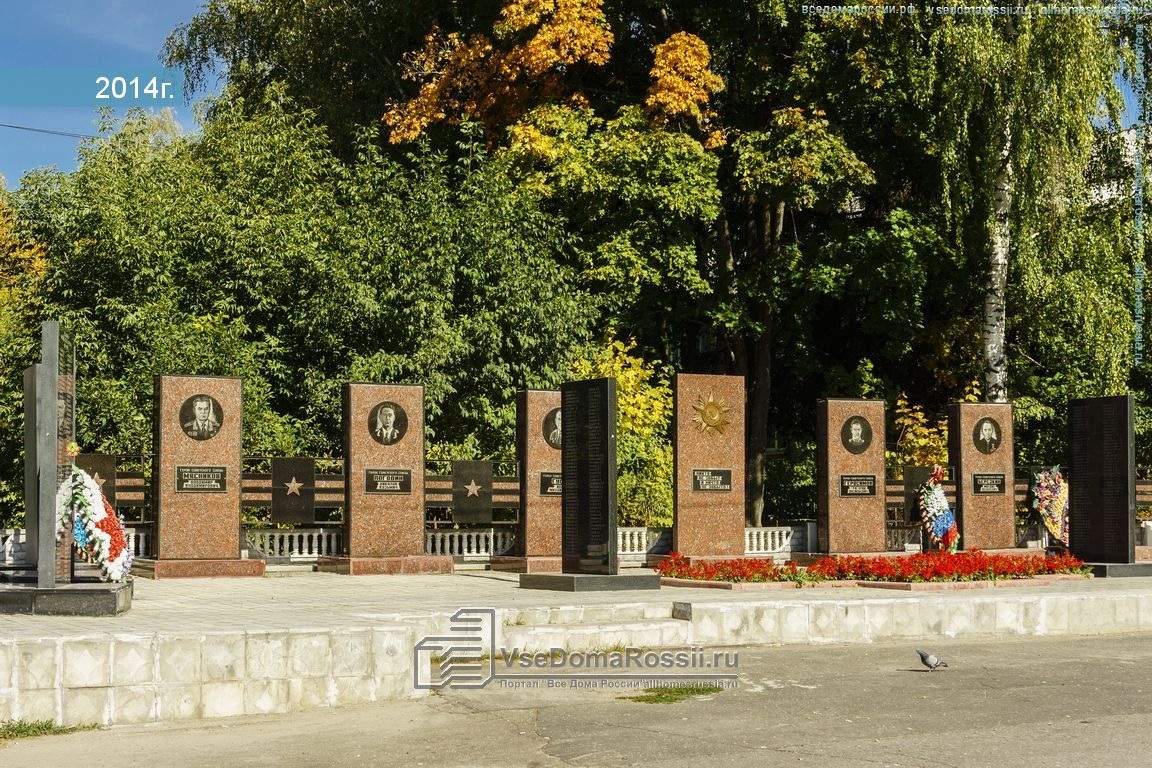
[0,580,133,615]
[519,573,661,591]
[1086,562,1152,578]
[132,558,266,579]
[316,555,453,575]
[489,556,563,574]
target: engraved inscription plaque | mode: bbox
[972,473,1005,494]
[540,472,562,496]
[175,465,227,492]
[691,468,733,492]
[364,468,412,494]
[839,474,876,496]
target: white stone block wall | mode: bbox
[0,623,421,727]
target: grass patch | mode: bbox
[0,719,98,741]
[618,684,724,704]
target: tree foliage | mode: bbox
[8,100,594,497]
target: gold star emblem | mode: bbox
[284,477,303,496]
[464,479,482,497]
[91,472,107,488]
[691,393,732,436]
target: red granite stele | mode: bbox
[139,375,264,578]
[949,402,1015,550]
[817,399,887,554]
[317,383,452,575]
[491,390,563,573]
[672,374,746,563]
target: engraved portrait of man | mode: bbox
[370,401,408,446]
[544,407,562,449]
[182,395,221,440]
[840,416,872,454]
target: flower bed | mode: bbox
[655,549,1090,585]
[654,553,814,584]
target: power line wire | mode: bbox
[0,122,97,140]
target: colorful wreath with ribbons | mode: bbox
[55,457,132,582]
[1032,465,1070,547]
[919,464,959,552]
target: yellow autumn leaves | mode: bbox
[385,0,724,146]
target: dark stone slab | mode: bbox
[452,460,493,524]
[24,321,77,588]
[75,454,117,504]
[1069,395,1136,564]
[1086,562,1152,578]
[561,378,617,574]
[272,457,316,524]
[0,580,132,615]
[518,573,661,591]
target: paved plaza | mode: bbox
[4,571,1152,728]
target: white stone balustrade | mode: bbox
[2,527,148,565]
[744,526,799,556]
[424,528,516,560]
[246,528,343,561]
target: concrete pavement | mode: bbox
[3,570,1152,728]
[3,632,1152,768]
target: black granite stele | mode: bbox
[1069,395,1136,568]
[561,378,618,575]
[518,573,661,592]
[23,321,76,588]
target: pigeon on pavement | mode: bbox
[916,649,948,671]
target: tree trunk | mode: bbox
[985,117,1012,404]
[745,201,785,526]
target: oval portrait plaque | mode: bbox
[368,401,409,446]
[972,417,1002,454]
[840,416,872,454]
[543,407,562,450]
[180,394,224,441]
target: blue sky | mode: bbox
[0,1,206,191]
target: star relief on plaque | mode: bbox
[691,392,732,436]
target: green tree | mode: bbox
[10,99,595,470]
[0,196,47,525]
[144,0,1147,512]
